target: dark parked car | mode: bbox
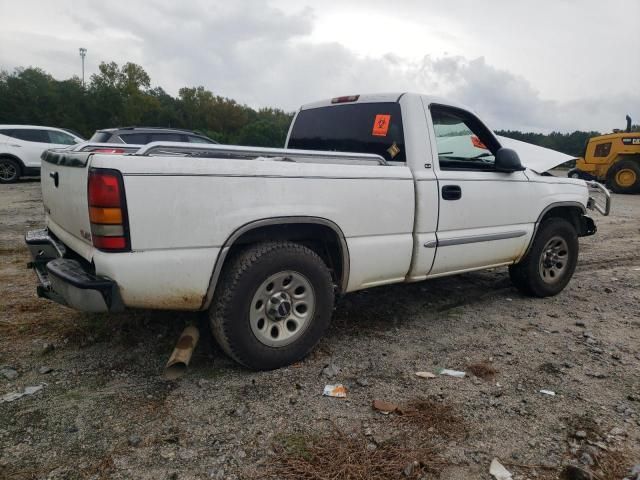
[88,127,218,145]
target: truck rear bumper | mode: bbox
[25,228,124,312]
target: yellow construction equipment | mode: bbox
[569,115,640,193]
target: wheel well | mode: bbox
[0,154,24,173]
[539,205,584,234]
[228,222,346,289]
[612,154,640,166]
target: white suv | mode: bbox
[0,125,84,183]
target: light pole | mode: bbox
[79,48,87,87]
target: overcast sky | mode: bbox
[1,0,638,132]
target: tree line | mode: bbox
[0,62,635,156]
[0,62,292,147]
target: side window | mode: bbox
[430,106,499,171]
[187,135,213,144]
[118,133,149,144]
[47,130,77,145]
[9,129,50,143]
[148,133,184,142]
[593,142,611,157]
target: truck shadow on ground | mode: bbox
[2,267,516,377]
[329,269,513,336]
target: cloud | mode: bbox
[0,0,638,133]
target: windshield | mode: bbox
[288,102,406,163]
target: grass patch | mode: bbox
[398,400,467,438]
[265,429,444,480]
[467,361,498,380]
[262,399,466,479]
[592,447,637,480]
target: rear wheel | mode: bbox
[0,158,20,184]
[209,241,334,370]
[509,218,578,297]
[607,159,640,194]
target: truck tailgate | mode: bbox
[40,150,93,259]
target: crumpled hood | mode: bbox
[497,135,575,173]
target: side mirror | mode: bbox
[495,148,525,172]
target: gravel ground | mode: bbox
[1,179,639,480]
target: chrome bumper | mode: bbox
[586,181,611,216]
[25,228,123,312]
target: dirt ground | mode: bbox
[1,179,639,480]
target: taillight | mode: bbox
[331,95,359,104]
[88,169,130,252]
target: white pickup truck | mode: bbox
[26,93,610,370]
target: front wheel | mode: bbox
[209,241,334,370]
[0,158,21,184]
[509,218,579,297]
[607,160,640,194]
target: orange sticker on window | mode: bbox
[372,114,391,136]
[471,135,487,149]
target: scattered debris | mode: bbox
[438,368,466,378]
[372,399,398,414]
[356,377,369,387]
[489,458,513,480]
[322,362,341,378]
[39,366,53,374]
[323,384,347,398]
[128,434,142,447]
[574,430,587,439]
[415,371,436,379]
[1,384,45,403]
[0,366,19,380]
[164,325,200,380]
[539,389,556,396]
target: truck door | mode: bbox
[425,102,535,276]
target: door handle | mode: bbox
[49,171,59,188]
[442,185,461,200]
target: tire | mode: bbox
[0,158,21,184]
[607,159,640,194]
[567,168,582,179]
[209,241,334,370]
[509,218,578,297]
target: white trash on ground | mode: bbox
[489,458,513,480]
[438,368,466,378]
[323,384,347,398]
[415,371,437,379]
[1,384,45,403]
[539,389,556,396]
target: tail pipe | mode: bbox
[164,325,200,380]
[626,115,632,133]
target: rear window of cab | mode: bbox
[287,102,406,163]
